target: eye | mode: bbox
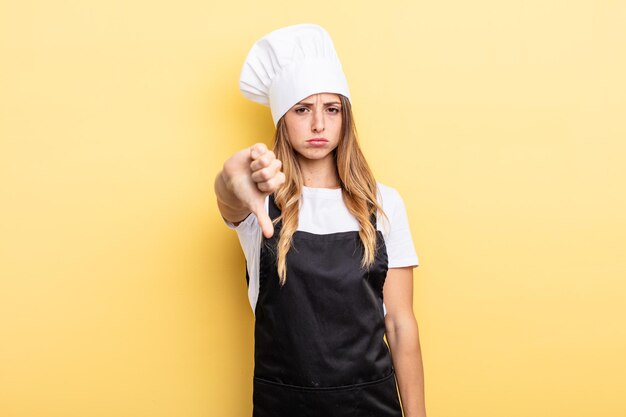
[294,107,309,114]
[327,107,341,114]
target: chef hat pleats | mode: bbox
[239,24,351,126]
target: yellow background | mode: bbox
[1,1,625,416]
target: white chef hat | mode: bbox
[239,23,351,126]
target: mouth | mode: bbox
[307,138,328,146]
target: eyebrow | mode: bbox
[296,101,342,106]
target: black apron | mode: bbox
[251,194,402,417]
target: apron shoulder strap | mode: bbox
[370,206,378,230]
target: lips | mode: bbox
[307,138,328,146]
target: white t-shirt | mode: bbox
[225,182,419,314]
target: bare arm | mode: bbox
[214,143,285,237]
[384,266,427,417]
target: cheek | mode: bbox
[283,119,297,141]
[287,122,309,141]
[330,119,343,137]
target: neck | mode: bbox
[297,154,340,189]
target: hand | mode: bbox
[221,143,285,238]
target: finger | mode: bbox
[250,143,268,160]
[275,171,286,188]
[252,204,274,239]
[250,159,282,183]
[256,172,286,193]
[250,151,276,171]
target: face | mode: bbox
[282,93,343,163]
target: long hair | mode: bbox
[272,95,385,285]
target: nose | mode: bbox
[311,107,325,133]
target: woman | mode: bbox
[215,24,427,417]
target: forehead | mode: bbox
[298,93,341,103]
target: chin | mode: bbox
[297,150,334,161]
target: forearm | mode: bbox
[214,171,251,224]
[387,317,427,417]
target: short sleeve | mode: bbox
[377,185,419,268]
[223,211,262,256]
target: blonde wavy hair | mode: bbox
[272,95,385,285]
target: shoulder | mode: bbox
[376,182,405,212]
[375,182,409,236]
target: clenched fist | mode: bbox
[216,143,286,238]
